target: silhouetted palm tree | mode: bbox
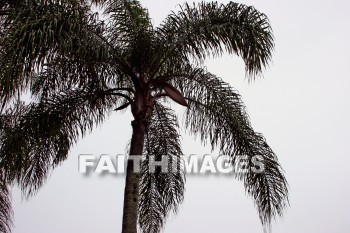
[0,1,288,233]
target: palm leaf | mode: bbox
[0,0,100,105]
[0,181,12,233]
[157,1,274,78]
[139,102,185,233]
[103,0,160,75]
[0,88,118,198]
[170,65,288,227]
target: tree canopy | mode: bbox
[0,1,288,233]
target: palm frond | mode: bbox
[29,53,131,102]
[104,0,152,44]
[170,65,288,227]
[0,0,101,106]
[157,1,274,78]
[139,102,185,233]
[0,175,13,233]
[0,88,118,198]
[103,0,158,75]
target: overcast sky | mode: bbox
[11,0,350,233]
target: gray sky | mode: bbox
[11,0,350,232]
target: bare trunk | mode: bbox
[121,119,146,233]
[121,81,152,233]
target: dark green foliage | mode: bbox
[0,178,12,233]
[157,2,273,77]
[139,103,185,232]
[0,1,288,233]
[171,66,288,225]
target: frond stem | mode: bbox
[86,27,139,86]
[104,92,133,103]
[105,88,135,94]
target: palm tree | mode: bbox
[0,0,288,233]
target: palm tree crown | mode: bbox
[0,1,288,233]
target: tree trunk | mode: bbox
[121,81,152,233]
[121,119,146,233]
